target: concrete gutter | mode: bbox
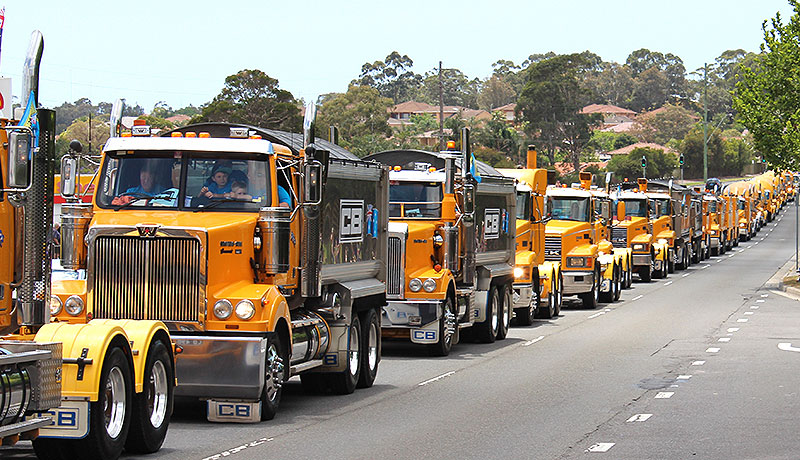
[765,255,800,300]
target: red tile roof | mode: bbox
[553,161,609,175]
[607,142,678,156]
[581,104,637,116]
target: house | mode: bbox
[552,161,609,176]
[388,101,491,128]
[581,104,637,127]
[492,103,517,123]
[607,142,678,157]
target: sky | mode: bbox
[1,0,794,112]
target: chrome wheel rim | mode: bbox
[367,320,378,370]
[348,324,360,377]
[443,305,456,347]
[146,360,168,429]
[490,293,499,333]
[265,343,284,402]
[502,290,511,328]
[104,366,126,439]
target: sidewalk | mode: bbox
[765,254,800,300]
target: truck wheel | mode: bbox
[327,316,362,395]
[72,346,133,460]
[517,276,540,325]
[599,264,614,303]
[496,285,512,340]
[624,261,632,289]
[691,241,700,264]
[358,309,381,386]
[613,264,622,301]
[32,438,75,460]
[667,249,675,274]
[534,275,553,320]
[639,264,652,282]
[125,340,174,454]
[428,298,456,357]
[553,271,563,316]
[581,265,600,309]
[473,286,499,343]
[260,334,288,420]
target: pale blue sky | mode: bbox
[2,0,794,111]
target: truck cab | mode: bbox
[645,191,675,276]
[609,184,665,282]
[588,187,631,302]
[704,194,727,255]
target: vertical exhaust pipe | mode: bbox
[461,128,475,286]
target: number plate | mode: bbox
[207,400,261,423]
[38,401,90,439]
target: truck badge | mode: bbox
[136,224,160,238]
[340,199,364,243]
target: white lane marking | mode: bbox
[692,360,706,366]
[664,281,673,286]
[631,295,644,301]
[706,347,721,353]
[655,391,674,399]
[744,311,754,316]
[755,242,759,245]
[587,443,615,453]
[728,328,740,332]
[522,336,545,347]
[746,245,752,248]
[627,413,653,422]
[737,318,749,323]
[757,299,766,303]
[588,311,605,319]
[682,273,690,277]
[677,375,692,380]
[761,294,769,298]
[669,384,680,388]
[751,306,760,309]
[718,337,731,342]
[202,438,274,460]
[778,343,800,352]
[418,371,456,386]
[728,254,735,258]
[702,264,711,269]
[605,308,612,312]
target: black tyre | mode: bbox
[639,264,652,282]
[691,241,700,264]
[32,439,75,460]
[517,275,540,325]
[580,265,600,309]
[358,309,381,386]
[667,249,675,274]
[624,260,633,289]
[326,316,362,395]
[428,298,456,357]
[496,284,513,340]
[535,275,554,320]
[473,285,499,343]
[599,264,614,303]
[125,340,174,454]
[260,334,288,420]
[553,271,563,317]
[613,264,622,301]
[73,346,133,460]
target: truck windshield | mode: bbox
[389,181,443,218]
[549,197,589,222]
[651,198,670,217]
[738,200,746,210]
[708,201,718,212]
[622,199,648,218]
[97,152,271,211]
[516,192,530,220]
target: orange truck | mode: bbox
[584,177,631,302]
[498,148,563,322]
[365,130,517,354]
[52,103,390,422]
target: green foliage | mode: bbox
[353,51,422,103]
[607,147,676,179]
[583,62,635,108]
[678,126,751,178]
[472,112,521,163]
[316,85,393,156]
[478,75,517,111]
[194,69,301,131]
[586,131,637,154]
[56,116,111,164]
[409,114,438,134]
[734,1,800,169]
[473,146,515,169]
[516,53,602,171]
[52,98,143,134]
[629,104,699,144]
[419,68,482,109]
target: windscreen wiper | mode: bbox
[112,192,174,211]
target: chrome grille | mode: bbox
[544,236,561,261]
[387,236,403,298]
[92,236,202,322]
[611,227,627,248]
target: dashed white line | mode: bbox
[751,306,759,310]
[677,375,692,380]
[692,360,706,366]
[631,295,644,301]
[627,413,653,422]
[588,311,605,319]
[737,318,749,323]
[587,443,615,453]
[728,327,740,332]
[778,343,800,352]
[202,438,274,460]
[757,299,766,303]
[744,311,754,316]
[522,336,545,347]
[682,273,690,277]
[718,337,731,342]
[655,391,675,399]
[418,371,456,386]
[761,294,769,298]
[755,242,760,245]
[664,281,673,286]
[706,347,721,353]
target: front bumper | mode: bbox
[512,283,534,309]
[381,300,442,328]
[710,237,720,248]
[632,253,651,267]
[562,270,595,295]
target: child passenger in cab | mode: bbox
[199,166,232,198]
[226,181,253,201]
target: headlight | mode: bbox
[513,267,525,279]
[422,278,437,293]
[65,295,84,316]
[632,243,646,252]
[50,296,63,316]
[213,299,233,319]
[600,263,609,271]
[235,299,256,320]
[409,278,422,292]
[566,256,590,268]
[657,238,668,245]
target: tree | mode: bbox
[606,147,677,179]
[472,111,521,162]
[419,68,482,108]
[353,51,422,103]
[629,104,699,144]
[586,131,637,155]
[55,117,111,168]
[679,126,725,178]
[629,67,670,112]
[316,85,393,157]
[478,75,516,111]
[583,61,635,108]
[734,1,800,169]
[195,69,301,131]
[516,53,602,174]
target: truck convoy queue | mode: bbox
[0,30,796,460]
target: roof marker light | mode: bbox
[171,132,183,137]
[393,166,402,171]
[185,132,197,138]
[199,132,211,138]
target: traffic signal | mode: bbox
[679,154,684,166]
[641,155,647,168]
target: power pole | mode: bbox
[703,63,708,181]
[438,61,444,151]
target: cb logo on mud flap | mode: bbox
[411,329,438,344]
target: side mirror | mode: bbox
[7,130,32,188]
[60,156,78,197]
[616,201,626,222]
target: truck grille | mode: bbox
[611,227,627,248]
[387,236,403,298]
[544,236,561,261]
[91,236,202,322]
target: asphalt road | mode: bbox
[5,205,800,460]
